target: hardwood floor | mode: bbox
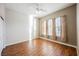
[1,38,77,56]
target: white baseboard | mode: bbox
[40,37,77,48]
[3,37,78,55]
[77,48,79,56]
[5,40,28,47]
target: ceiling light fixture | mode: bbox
[35,4,46,15]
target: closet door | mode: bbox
[0,17,3,56]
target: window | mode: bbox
[55,17,61,37]
[47,19,53,36]
[41,20,46,36]
[29,15,37,40]
[40,16,66,41]
[33,18,37,39]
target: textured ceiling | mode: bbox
[5,3,74,17]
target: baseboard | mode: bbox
[5,37,77,48]
[77,48,79,56]
[3,37,78,55]
[40,37,77,48]
[5,40,28,47]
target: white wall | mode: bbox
[77,4,79,55]
[0,4,5,55]
[0,4,5,48]
[5,8,29,46]
[0,4,5,19]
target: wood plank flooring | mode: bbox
[1,38,77,56]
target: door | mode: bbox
[0,17,3,56]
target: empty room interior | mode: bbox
[0,3,79,56]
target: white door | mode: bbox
[0,17,3,56]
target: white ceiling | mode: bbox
[5,3,75,17]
